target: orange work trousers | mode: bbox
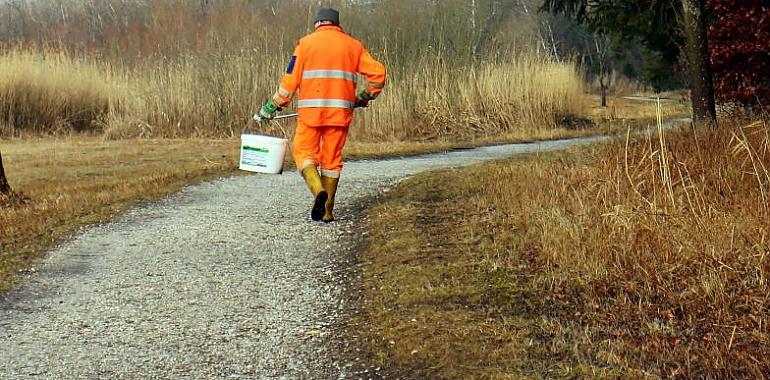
[292,120,349,178]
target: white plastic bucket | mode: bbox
[239,134,289,174]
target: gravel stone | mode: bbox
[1,136,624,379]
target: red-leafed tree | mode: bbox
[707,0,770,106]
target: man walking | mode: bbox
[256,8,386,223]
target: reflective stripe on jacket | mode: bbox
[271,25,387,127]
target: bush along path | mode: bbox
[0,128,682,379]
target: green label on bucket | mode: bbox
[243,146,269,153]
[242,160,268,167]
[241,145,270,169]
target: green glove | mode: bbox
[354,91,373,108]
[257,100,279,120]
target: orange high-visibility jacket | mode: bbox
[271,25,387,127]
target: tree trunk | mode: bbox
[682,0,717,125]
[600,72,608,107]
[0,150,11,196]
[594,34,609,107]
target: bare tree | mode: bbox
[539,16,560,60]
[8,0,29,38]
[471,0,477,32]
[473,0,517,57]
[593,33,611,107]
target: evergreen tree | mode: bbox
[542,0,717,123]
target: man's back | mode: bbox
[267,21,385,128]
[299,27,364,72]
[293,26,364,126]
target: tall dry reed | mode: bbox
[511,118,770,377]
[0,1,580,141]
[0,49,129,135]
[358,117,770,377]
[353,54,585,141]
[1,47,585,141]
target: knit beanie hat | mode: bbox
[314,8,340,25]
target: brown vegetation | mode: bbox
[1,134,573,291]
[359,118,770,378]
[0,47,586,141]
[0,0,596,290]
[0,1,587,141]
[0,138,239,290]
[586,94,690,124]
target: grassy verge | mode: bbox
[0,137,240,290]
[585,94,691,124]
[0,136,481,290]
[0,91,688,291]
[0,93,689,291]
[0,125,612,291]
[358,119,769,378]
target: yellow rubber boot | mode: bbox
[301,166,327,221]
[321,176,339,223]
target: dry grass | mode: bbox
[358,174,537,379]
[1,134,576,290]
[586,94,691,124]
[0,93,685,291]
[359,118,770,378]
[352,55,586,141]
[0,47,586,142]
[0,137,240,290]
[114,41,286,139]
[0,49,130,135]
[585,71,653,97]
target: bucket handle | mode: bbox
[246,112,297,139]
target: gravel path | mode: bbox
[1,134,628,379]
[622,95,678,103]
